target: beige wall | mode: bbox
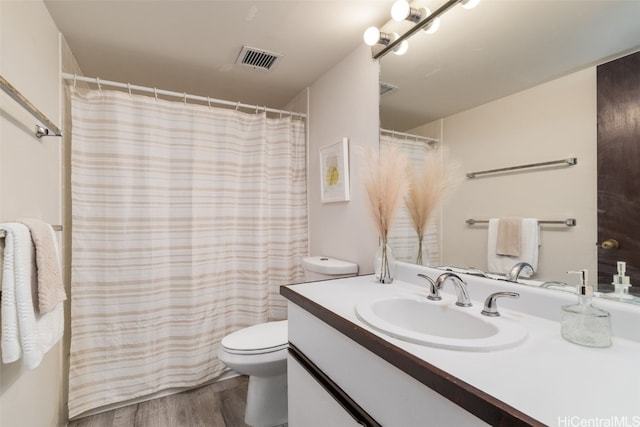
[0,1,68,426]
[307,45,380,274]
[438,68,597,281]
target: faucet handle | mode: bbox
[481,292,520,317]
[417,273,440,301]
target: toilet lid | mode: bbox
[221,320,288,354]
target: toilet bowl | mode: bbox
[218,321,288,427]
[218,256,358,427]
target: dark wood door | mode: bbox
[597,50,640,296]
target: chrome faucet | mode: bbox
[481,292,520,317]
[505,262,534,282]
[416,273,437,296]
[419,272,472,307]
[466,267,489,278]
[541,281,568,289]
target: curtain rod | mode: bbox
[0,74,62,138]
[62,73,307,119]
[380,128,439,143]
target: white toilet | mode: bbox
[218,256,358,427]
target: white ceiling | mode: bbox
[44,0,640,127]
[44,0,392,109]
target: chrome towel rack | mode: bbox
[466,218,577,227]
[0,75,62,138]
[466,157,577,179]
[0,224,63,239]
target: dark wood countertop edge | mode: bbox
[281,282,546,427]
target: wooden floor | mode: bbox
[69,376,250,427]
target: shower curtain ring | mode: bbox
[235,102,240,111]
[207,97,212,109]
[127,83,132,97]
[96,77,102,92]
[154,88,158,102]
[73,74,77,88]
[183,93,187,105]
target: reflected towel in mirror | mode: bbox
[488,218,539,276]
[495,217,522,256]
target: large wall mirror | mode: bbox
[379,0,640,302]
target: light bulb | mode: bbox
[393,40,409,55]
[391,0,411,22]
[363,26,381,46]
[391,33,409,55]
[422,8,441,34]
[461,0,480,9]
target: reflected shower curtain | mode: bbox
[381,132,440,265]
[68,89,307,417]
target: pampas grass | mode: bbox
[405,150,459,264]
[362,144,408,242]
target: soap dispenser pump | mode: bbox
[561,269,612,348]
[611,261,634,300]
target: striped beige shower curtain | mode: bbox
[68,89,307,418]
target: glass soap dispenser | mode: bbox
[561,269,612,348]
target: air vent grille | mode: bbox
[379,81,398,96]
[235,46,282,71]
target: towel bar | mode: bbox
[466,157,577,179]
[466,218,576,227]
[0,75,63,138]
[0,224,63,238]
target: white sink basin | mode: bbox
[355,296,527,351]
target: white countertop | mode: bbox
[287,272,640,426]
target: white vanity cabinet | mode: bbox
[286,302,492,426]
[282,267,640,426]
[287,354,364,427]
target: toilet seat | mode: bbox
[221,320,288,355]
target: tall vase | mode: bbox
[416,235,430,267]
[375,239,396,284]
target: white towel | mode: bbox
[487,218,539,276]
[1,223,64,369]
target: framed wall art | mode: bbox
[319,137,350,203]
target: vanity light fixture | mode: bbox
[368,0,480,59]
[363,26,392,47]
[391,33,410,55]
[421,8,441,34]
[391,0,422,23]
[391,1,441,34]
[364,27,409,55]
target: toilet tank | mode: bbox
[302,256,358,282]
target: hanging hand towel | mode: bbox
[495,217,522,256]
[0,223,64,370]
[17,218,66,314]
[487,218,539,276]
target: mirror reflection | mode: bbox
[378,0,640,302]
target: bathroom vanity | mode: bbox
[281,262,640,426]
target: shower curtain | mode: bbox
[68,89,307,417]
[381,132,441,265]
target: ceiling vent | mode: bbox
[379,81,398,96]
[235,46,281,71]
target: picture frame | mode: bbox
[319,137,350,203]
